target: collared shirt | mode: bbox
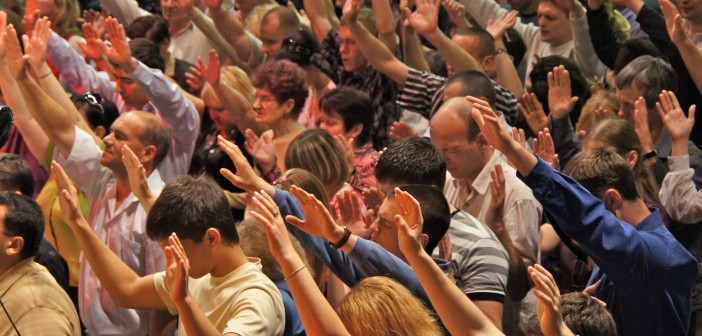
[47,32,200,183]
[0,258,81,335]
[444,151,542,265]
[314,28,400,149]
[349,142,379,194]
[521,158,697,336]
[54,127,166,335]
[169,21,213,65]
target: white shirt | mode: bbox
[55,127,166,335]
[661,155,702,224]
[443,151,542,265]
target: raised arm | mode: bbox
[486,11,524,99]
[559,0,607,80]
[393,188,503,336]
[206,0,260,68]
[303,0,334,42]
[372,0,398,52]
[250,192,351,336]
[661,0,702,94]
[343,0,409,85]
[52,161,166,310]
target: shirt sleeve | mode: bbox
[52,126,111,199]
[152,272,179,315]
[222,287,282,336]
[15,307,77,335]
[570,4,607,80]
[455,237,508,301]
[100,0,151,25]
[660,155,702,224]
[396,67,446,119]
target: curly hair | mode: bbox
[252,59,308,118]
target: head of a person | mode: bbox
[284,129,350,197]
[613,38,666,75]
[444,70,497,108]
[72,91,120,139]
[278,29,320,69]
[563,148,640,213]
[575,90,619,137]
[375,137,446,193]
[451,28,497,78]
[504,28,527,68]
[260,6,301,60]
[238,218,309,282]
[318,87,374,148]
[160,0,189,25]
[0,153,33,196]
[338,7,376,72]
[337,276,442,336]
[39,0,80,37]
[615,56,677,125]
[126,15,171,56]
[679,0,702,24]
[423,49,448,78]
[276,168,332,209]
[251,59,308,127]
[147,175,240,278]
[0,192,44,263]
[246,3,280,39]
[430,97,489,181]
[0,105,13,153]
[201,66,255,133]
[524,291,617,336]
[371,185,450,259]
[101,111,171,174]
[537,0,572,46]
[112,38,165,107]
[530,55,591,119]
[508,0,537,14]
[582,118,659,200]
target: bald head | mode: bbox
[131,111,171,167]
[261,7,301,59]
[432,97,480,141]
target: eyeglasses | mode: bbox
[253,94,278,105]
[82,92,104,114]
[282,38,313,57]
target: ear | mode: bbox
[139,145,157,164]
[283,98,296,115]
[602,188,623,212]
[625,150,638,169]
[204,228,221,248]
[4,236,24,258]
[475,132,489,150]
[348,123,363,139]
[419,233,429,249]
[93,126,106,139]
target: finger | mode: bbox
[252,194,276,221]
[290,185,310,207]
[285,214,306,229]
[51,161,73,191]
[689,105,696,123]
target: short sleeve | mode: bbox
[152,272,178,315]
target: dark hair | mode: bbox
[0,105,13,149]
[375,137,447,189]
[615,56,677,110]
[147,175,239,243]
[503,28,526,67]
[454,27,496,60]
[387,185,450,254]
[0,192,44,259]
[251,59,308,118]
[0,153,33,196]
[132,112,171,167]
[561,292,617,336]
[613,38,666,74]
[563,148,640,201]
[126,15,170,47]
[446,70,497,108]
[278,29,319,67]
[423,49,448,78]
[129,38,165,72]
[72,92,119,134]
[530,56,592,124]
[262,6,301,36]
[319,87,374,146]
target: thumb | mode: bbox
[285,215,305,229]
[220,168,243,186]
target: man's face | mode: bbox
[430,112,484,181]
[338,26,369,73]
[615,84,641,122]
[680,0,702,23]
[100,113,148,171]
[113,68,149,108]
[204,92,236,133]
[158,237,212,279]
[537,2,572,45]
[161,0,189,24]
[260,16,285,60]
[369,198,402,260]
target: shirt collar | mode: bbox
[635,208,662,232]
[470,151,502,195]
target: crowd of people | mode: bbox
[0,0,701,334]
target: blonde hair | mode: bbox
[201,65,255,105]
[245,3,281,39]
[237,218,310,281]
[575,90,619,137]
[604,0,631,41]
[337,277,442,336]
[51,0,81,38]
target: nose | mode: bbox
[369,219,380,241]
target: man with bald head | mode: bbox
[430,96,542,332]
[260,6,301,60]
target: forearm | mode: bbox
[492,224,529,301]
[423,29,483,73]
[402,27,431,73]
[493,39,524,98]
[372,0,398,52]
[175,298,222,336]
[405,250,500,336]
[570,4,607,80]
[304,0,334,42]
[190,9,249,73]
[213,84,264,134]
[348,21,408,85]
[209,5,254,62]
[100,0,150,25]
[675,39,702,96]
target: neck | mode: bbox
[211,245,249,277]
[272,119,304,138]
[465,147,495,187]
[169,19,190,37]
[617,199,651,227]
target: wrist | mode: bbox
[422,28,444,42]
[120,57,139,73]
[672,139,690,157]
[327,225,349,246]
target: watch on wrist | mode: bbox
[642,150,658,161]
[328,226,352,249]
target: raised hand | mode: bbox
[80,22,105,62]
[361,186,385,213]
[442,0,468,29]
[389,121,417,141]
[288,2,311,30]
[23,17,51,70]
[519,92,549,135]
[547,66,579,120]
[122,145,157,212]
[633,97,654,153]
[83,9,107,39]
[393,187,424,257]
[21,9,39,38]
[533,129,560,170]
[203,49,221,86]
[657,90,696,143]
[485,164,506,231]
[250,190,295,262]
[102,17,137,72]
[341,0,363,24]
[52,161,84,227]
[244,129,276,174]
[510,127,527,149]
[0,12,7,60]
[468,95,514,154]
[333,189,372,238]
[218,135,270,193]
[403,0,441,36]
[287,185,346,242]
[661,0,689,45]
[5,25,29,80]
[333,134,355,171]
[529,264,575,336]
[185,62,206,93]
[164,233,190,304]
[486,10,518,40]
